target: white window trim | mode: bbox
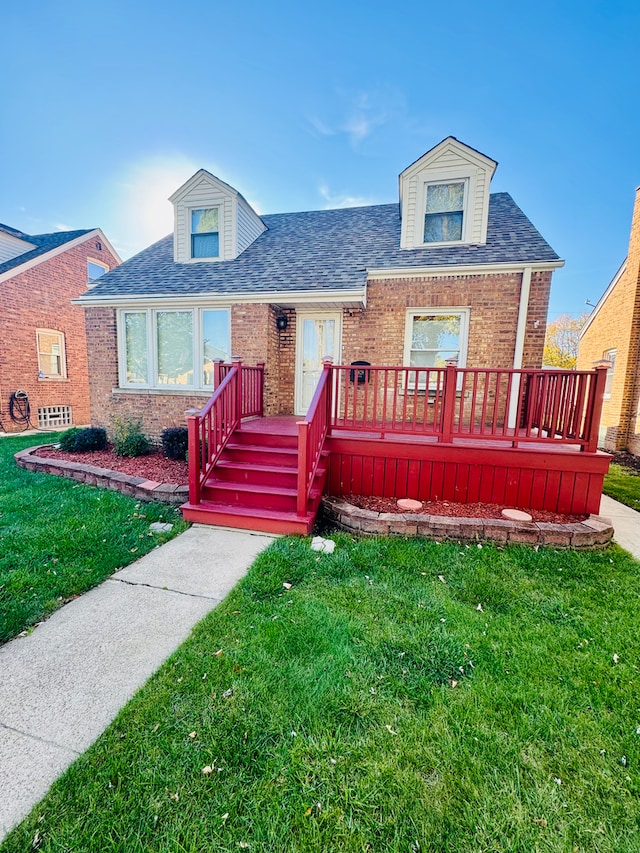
[403,307,470,390]
[117,307,231,391]
[414,167,477,247]
[87,257,109,287]
[603,348,616,399]
[188,205,222,263]
[36,328,67,380]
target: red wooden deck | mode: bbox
[181,362,612,533]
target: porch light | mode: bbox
[276,315,288,331]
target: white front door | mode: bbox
[295,312,341,416]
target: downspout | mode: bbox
[508,266,532,428]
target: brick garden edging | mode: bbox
[322,497,613,549]
[14,445,188,506]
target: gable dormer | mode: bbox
[399,137,497,250]
[0,224,36,264]
[169,169,266,264]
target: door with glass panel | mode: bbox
[295,313,341,416]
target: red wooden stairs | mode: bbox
[181,424,328,534]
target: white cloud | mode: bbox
[318,184,379,210]
[307,87,404,148]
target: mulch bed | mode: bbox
[608,450,640,475]
[346,494,587,524]
[35,445,188,486]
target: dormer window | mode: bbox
[424,182,465,243]
[191,208,219,259]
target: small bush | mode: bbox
[110,416,150,458]
[59,428,80,452]
[58,427,107,453]
[161,427,189,461]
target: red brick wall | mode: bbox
[85,268,552,432]
[578,188,640,452]
[0,235,119,433]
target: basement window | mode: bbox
[38,405,72,428]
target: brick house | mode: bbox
[0,223,120,433]
[78,137,563,440]
[577,186,640,455]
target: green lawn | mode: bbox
[3,534,639,852]
[0,432,187,643]
[603,462,640,511]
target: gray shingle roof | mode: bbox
[83,193,560,300]
[0,228,93,277]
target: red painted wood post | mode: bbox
[186,413,201,504]
[441,364,457,443]
[297,421,308,516]
[257,361,265,416]
[323,356,333,433]
[213,359,224,389]
[586,365,608,452]
[232,356,243,422]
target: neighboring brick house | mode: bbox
[77,137,563,439]
[0,223,120,433]
[577,186,640,454]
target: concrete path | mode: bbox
[599,494,640,561]
[0,525,273,843]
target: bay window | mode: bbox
[119,308,230,390]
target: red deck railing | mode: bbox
[186,361,607,512]
[297,360,331,516]
[187,359,264,504]
[328,364,608,451]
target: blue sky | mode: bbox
[2,0,639,319]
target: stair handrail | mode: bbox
[187,361,241,505]
[297,359,332,516]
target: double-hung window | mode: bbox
[119,308,230,390]
[423,181,465,243]
[403,309,470,389]
[37,329,67,379]
[191,208,219,259]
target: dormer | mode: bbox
[0,224,36,264]
[399,137,497,250]
[169,169,267,264]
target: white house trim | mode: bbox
[579,260,627,339]
[366,260,564,281]
[75,287,368,309]
[0,229,122,286]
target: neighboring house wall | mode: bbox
[577,187,640,453]
[0,234,119,433]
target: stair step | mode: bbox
[181,500,315,535]
[222,443,298,467]
[202,479,322,512]
[231,430,298,449]
[214,460,308,488]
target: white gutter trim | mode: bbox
[507,266,532,428]
[74,287,367,308]
[579,260,626,339]
[0,229,121,286]
[366,260,564,280]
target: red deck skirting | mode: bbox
[324,435,611,516]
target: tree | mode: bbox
[543,313,589,368]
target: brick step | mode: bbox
[181,501,315,535]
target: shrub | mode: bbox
[59,428,80,452]
[161,427,189,461]
[58,427,107,453]
[110,416,150,458]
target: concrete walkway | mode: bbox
[599,494,640,561]
[0,525,273,843]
